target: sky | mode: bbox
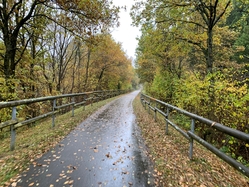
[111,0,141,60]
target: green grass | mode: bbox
[0,96,119,186]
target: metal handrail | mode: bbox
[0,90,128,150]
[140,93,249,178]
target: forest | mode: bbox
[0,0,138,102]
[0,0,248,170]
[131,0,249,164]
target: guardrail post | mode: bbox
[154,102,157,122]
[52,99,56,127]
[189,119,195,160]
[148,98,150,114]
[83,94,86,110]
[10,107,17,151]
[142,98,145,107]
[72,97,75,117]
[165,107,169,135]
[91,94,93,106]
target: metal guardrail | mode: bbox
[140,93,249,178]
[0,90,128,151]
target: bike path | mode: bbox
[13,91,153,187]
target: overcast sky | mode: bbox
[111,0,141,60]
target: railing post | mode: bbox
[52,99,56,127]
[10,107,17,151]
[148,98,150,114]
[189,119,195,160]
[154,102,157,122]
[84,94,86,110]
[142,97,145,107]
[165,107,169,135]
[91,93,93,106]
[72,97,75,117]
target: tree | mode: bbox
[0,0,119,99]
[227,0,249,63]
[90,35,134,90]
[131,0,231,74]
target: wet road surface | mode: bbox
[14,91,153,187]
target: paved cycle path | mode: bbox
[14,91,153,187]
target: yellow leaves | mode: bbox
[28,182,34,186]
[236,46,245,52]
[0,77,5,84]
[228,140,234,145]
[213,36,221,46]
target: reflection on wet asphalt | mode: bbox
[14,91,153,187]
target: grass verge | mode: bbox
[133,94,249,187]
[0,96,119,186]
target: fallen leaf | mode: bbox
[105,152,111,158]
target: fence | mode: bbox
[140,93,249,178]
[0,90,128,151]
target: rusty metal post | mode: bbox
[10,107,17,151]
[189,119,195,160]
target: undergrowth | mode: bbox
[133,94,249,187]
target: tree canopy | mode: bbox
[131,0,249,163]
[0,0,138,101]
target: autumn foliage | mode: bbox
[131,0,249,164]
[0,0,138,123]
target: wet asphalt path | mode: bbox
[14,91,153,187]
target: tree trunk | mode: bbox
[84,49,91,91]
[206,28,213,74]
[2,35,18,100]
[4,36,17,79]
[96,68,105,90]
[207,28,215,118]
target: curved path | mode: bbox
[15,91,153,187]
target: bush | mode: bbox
[144,70,249,163]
